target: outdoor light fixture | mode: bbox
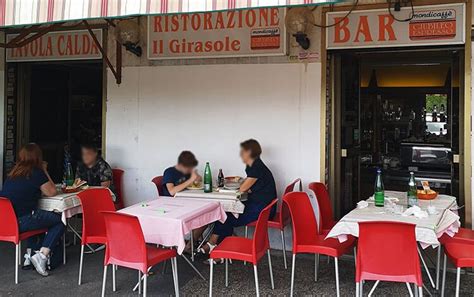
[116,19,142,57]
[285,7,314,50]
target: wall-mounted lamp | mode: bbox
[285,7,314,50]
[116,19,142,57]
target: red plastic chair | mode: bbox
[101,211,179,297]
[112,168,124,210]
[151,176,164,196]
[77,188,115,285]
[0,197,47,284]
[283,192,355,297]
[441,242,474,297]
[244,178,302,269]
[308,182,336,234]
[356,221,423,297]
[436,227,474,289]
[209,200,277,296]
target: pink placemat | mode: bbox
[119,197,227,254]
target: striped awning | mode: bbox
[0,0,341,28]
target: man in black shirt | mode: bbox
[75,144,115,198]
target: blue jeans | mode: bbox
[213,201,276,242]
[18,209,65,249]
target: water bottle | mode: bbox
[374,168,385,207]
[407,172,418,207]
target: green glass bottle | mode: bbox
[374,168,385,207]
[65,161,74,187]
[204,162,212,193]
[407,172,418,207]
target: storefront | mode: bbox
[3,28,106,182]
[322,1,472,226]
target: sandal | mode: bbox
[198,242,216,255]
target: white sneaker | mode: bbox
[30,252,49,277]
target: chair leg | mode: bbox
[63,234,67,265]
[368,280,379,297]
[171,258,180,297]
[418,286,423,297]
[455,267,461,297]
[436,245,441,290]
[143,273,147,297]
[280,230,287,269]
[405,282,414,297]
[335,257,340,297]
[290,254,296,296]
[253,265,260,297]
[209,260,214,297]
[138,271,142,294]
[101,265,108,297]
[360,281,364,297]
[225,259,229,287]
[15,244,19,284]
[267,250,274,290]
[18,241,22,265]
[356,282,360,297]
[441,253,447,297]
[78,245,85,285]
[314,254,319,282]
[112,265,116,292]
[244,227,248,265]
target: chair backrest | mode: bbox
[283,192,319,251]
[0,197,19,244]
[102,211,148,273]
[357,221,422,286]
[112,168,124,209]
[252,199,277,262]
[151,176,164,196]
[77,188,116,244]
[308,182,336,233]
[278,178,302,225]
[284,178,302,194]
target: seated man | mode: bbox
[75,144,115,198]
[162,151,200,196]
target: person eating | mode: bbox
[199,139,277,259]
[75,143,115,197]
[162,150,201,196]
[0,143,63,277]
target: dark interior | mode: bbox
[337,49,462,218]
[28,62,103,182]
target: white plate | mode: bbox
[224,185,240,190]
[187,186,204,190]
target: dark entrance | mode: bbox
[17,61,103,182]
[332,48,463,219]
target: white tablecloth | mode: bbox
[175,189,246,214]
[38,188,116,224]
[326,191,460,248]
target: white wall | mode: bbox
[106,63,322,206]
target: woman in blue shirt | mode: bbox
[1,143,63,277]
[199,139,277,257]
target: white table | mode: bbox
[175,189,246,214]
[326,191,460,247]
[38,188,116,261]
[120,197,227,281]
[326,190,461,292]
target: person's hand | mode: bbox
[42,161,48,171]
[190,170,199,183]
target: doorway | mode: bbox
[16,61,104,182]
[331,48,463,218]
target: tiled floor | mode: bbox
[0,241,472,296]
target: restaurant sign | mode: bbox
[326,3,465,49]
[148,8,286,59]
[6,29,103,62]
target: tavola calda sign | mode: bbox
[148,7,286,59]
[6,30,103,62]
[326,3,465,49]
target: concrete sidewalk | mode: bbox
[0,241,472,296]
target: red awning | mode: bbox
[0,0,341,28]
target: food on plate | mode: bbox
[224,176,243,183]
[417,189,437,195]
[188,181,203,189]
